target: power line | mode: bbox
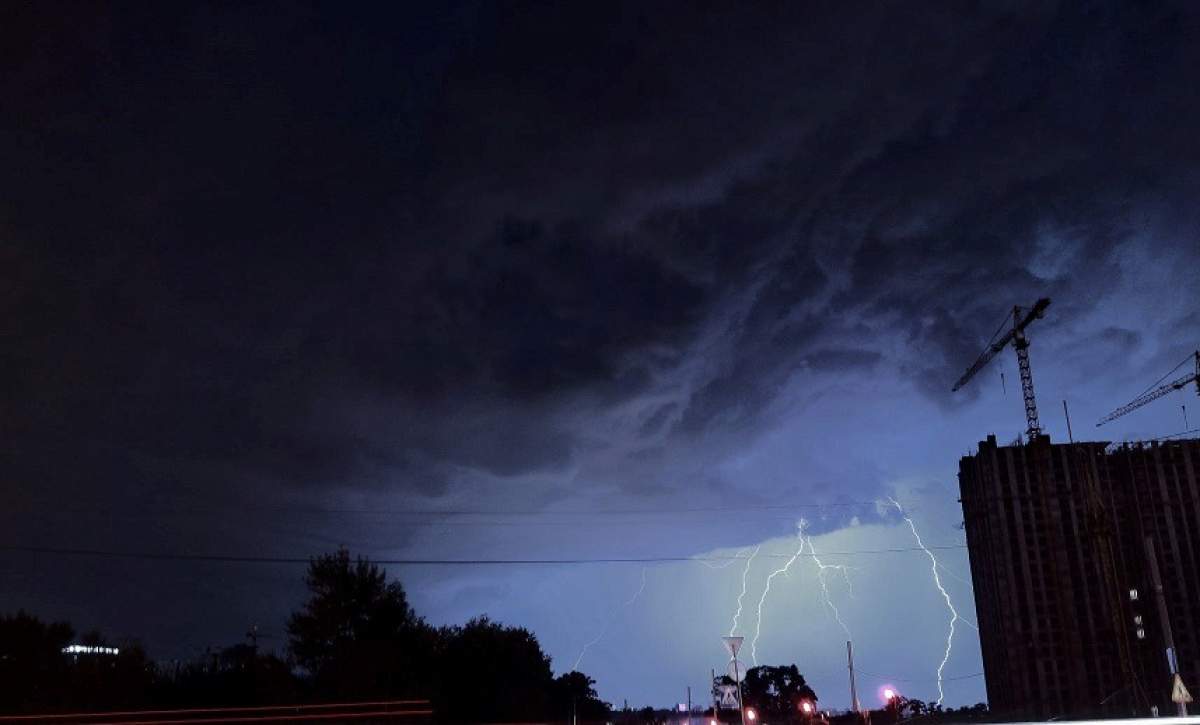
[20,513,862,528]
[14,501,884,518]
[0,543,968,567]
[857,670,984,683]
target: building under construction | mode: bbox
[959,434,1200,720]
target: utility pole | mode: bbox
[1063,399,1074,443]
[687,686,692,725]
[1145,536,1190,716]
[847,641,862,720]
[712,668,718,714]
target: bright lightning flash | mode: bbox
[572,566,648,671]
[750,524,806,665]
[806,535,855,640]
[888,497,958,707]
[934,562,979,631]
[729,545,761,637]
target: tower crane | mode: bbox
[951,298,1052,439]
[1096,350,1200,427]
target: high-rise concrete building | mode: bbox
[959,434,1200,720]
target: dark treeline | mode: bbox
[0,549,611,722]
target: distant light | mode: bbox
[801,701,814,714]
[746,708,757,721]
[1137,628,1147,640]
[63,644,119,656]
[1134,615,1144,626]
[679,704,688,712]
[710,720,718,725]
[883,688,897,701]
[1130,588,1140,601]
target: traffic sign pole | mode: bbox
[721,637,747,725]
[734,657,745,725]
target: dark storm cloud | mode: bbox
[803,349,882,373]
[622,0,1200,427]
[5,0,1198,508]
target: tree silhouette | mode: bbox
[0,612,155,713]
[0,549,609,720]
[287,548,434,699]
[898,696,928,718]
[156,644,297,707]
[65,633,154,711]
[0,611,73,712]
[551,671,612,722]
[742,664,817,723]
[433,616,556,722]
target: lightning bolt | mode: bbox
[839,564,856,598]
[750,525,806,665]
[701,547,752,570]
[888,497,958,707]
[572,566,648,671]
[936,561,972,587]
[729,545,760,637]
[935,562,979,631]
[806,535,854,640]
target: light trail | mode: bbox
[750,526,806,665]
[0,701,430,722]
[806,535,854,640]
[572,566,648,671]
[728,545,761,636]
[888,497,959,707]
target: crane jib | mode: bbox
[950,298,1052,439]
[1096,350,1200,427]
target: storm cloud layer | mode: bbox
[4,1,1200,708]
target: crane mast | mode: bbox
[952,298,1051,440]
[1096,350,1200,427]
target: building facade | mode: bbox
[959,434,1200,720]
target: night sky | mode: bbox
[5,1,1200,710]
